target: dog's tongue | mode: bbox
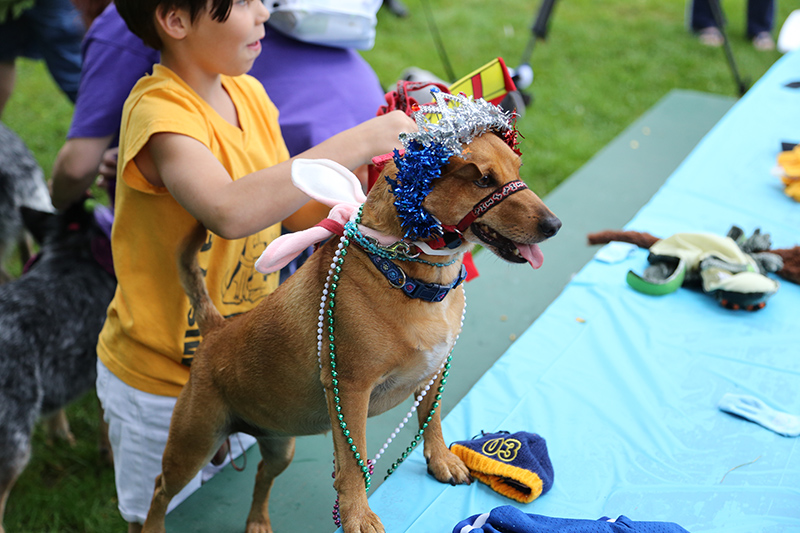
[515,243,544,269]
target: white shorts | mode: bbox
[96,359,256,525]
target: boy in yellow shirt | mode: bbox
[96,0,414,530]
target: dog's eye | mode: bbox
[474,175,492,188]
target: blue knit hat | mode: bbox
[450,431,554,504]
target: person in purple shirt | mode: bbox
[50,2,386,210]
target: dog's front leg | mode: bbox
[327,387,384,533]
[44,409,75,446]
[417,377,471,486]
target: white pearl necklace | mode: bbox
[316,234,467,467]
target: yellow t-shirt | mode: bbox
[98,64,288,397]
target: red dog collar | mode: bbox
[427,179,529,250]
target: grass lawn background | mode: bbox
[2,0,797,530]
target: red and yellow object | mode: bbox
[448,57,517,105]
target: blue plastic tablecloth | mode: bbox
[363,51,800,532]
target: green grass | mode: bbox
[3,392,123,532]
[1,0,796,531]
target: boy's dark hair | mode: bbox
[116,0,235,50]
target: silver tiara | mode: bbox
[399,90,515,157]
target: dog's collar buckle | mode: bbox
[383,240,420,259]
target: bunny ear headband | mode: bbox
[255,159,365,274]
[389,90,521,241]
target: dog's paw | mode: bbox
[340,507,385,533]
[245,520,273,533]
[426,449,472,486]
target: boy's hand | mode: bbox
[361,109,417,161]
[96,147,119,191]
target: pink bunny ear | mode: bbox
[256,199,361,274]
[292,159,366,207]
[255,226,332,274]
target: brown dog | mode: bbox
[142,131,560,533]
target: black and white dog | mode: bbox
[0,122,54,283]
[0,198,116,531]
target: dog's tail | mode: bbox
[587,230,660,249]
[178,223,225,336]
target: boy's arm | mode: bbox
[52,16,158,210]
[142,110,414,239]
[281,200,334,233]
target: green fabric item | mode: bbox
[0,0,34,24]
[626,258,686,296]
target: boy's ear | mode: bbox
[155,5,190,40]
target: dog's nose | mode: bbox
[539,216,562,238]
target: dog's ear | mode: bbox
[20,197,94,246]
[62,196,96,227]
[442,157,481,182]
[20,206,57,245]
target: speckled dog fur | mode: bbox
[0,200,116,532]
[0,123,53,284]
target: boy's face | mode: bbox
[186,0,269,77]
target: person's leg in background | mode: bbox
[690,0,725,47]
[0,2,28,119]
[26,0,84,102]
[0,0,84,119]
[0,61,16,118]
[748,0,776,50]
[382,0,408,18]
